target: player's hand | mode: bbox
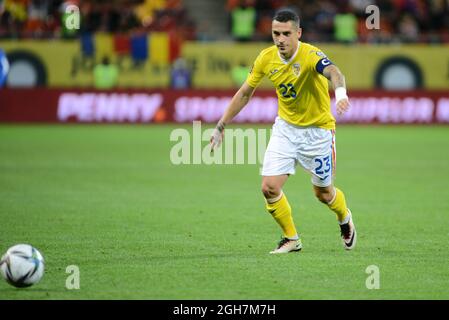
[336,98,350,116]
[210,122,225,153]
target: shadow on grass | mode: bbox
[144,251,312,262]
[146,252,265,261]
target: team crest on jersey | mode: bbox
[292,63,301,77]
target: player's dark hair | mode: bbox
[273,9,300,28]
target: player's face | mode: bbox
[272,20,302,59]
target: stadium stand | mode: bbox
[0,0,196,40]
[226,0,449,43]
[1,0,448,42]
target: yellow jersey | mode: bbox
[246,42,336,129]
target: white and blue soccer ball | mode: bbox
[0,244,45,288]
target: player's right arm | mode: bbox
[210,81,256,151]
[210,51,266,152]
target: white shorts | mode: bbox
[261,117,336,187]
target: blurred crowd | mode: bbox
[0,0,196,39]
[1,0,448,43]
[227,0,449,43]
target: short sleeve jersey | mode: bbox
[246,42,336,129]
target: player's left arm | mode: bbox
[322,65,350,116]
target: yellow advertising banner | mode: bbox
[0,40,171,88]
[181,42,449,89]
[1,39,448,89]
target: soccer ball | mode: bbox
[0,244,45,288]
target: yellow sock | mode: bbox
[328,188,349,223]
[265,192,298,239]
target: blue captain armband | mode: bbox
[315,58,334,75]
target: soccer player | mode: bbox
[210,9,356,253]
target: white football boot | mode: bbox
[270,237,302,254]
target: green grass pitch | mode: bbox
[0,124,448,299]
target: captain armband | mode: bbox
[315,58,334,75]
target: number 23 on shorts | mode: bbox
[313,154,332,181]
